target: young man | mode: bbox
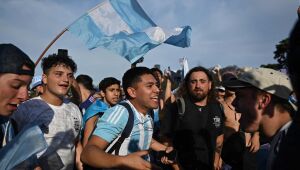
[161,66,224,170]
[81,67,173,169]
[223,67,296,170]
[29,75,44,98]
[12,51,83,170]
[0,43,36,147]
[82,77,121,147]
[0,43,48,169]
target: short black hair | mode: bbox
[122,67,153,99]
[98,77,120,92]
[41,51,77,74]
[76,74,94,91]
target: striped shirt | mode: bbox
[93,100,153,159]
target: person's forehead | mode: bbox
[50,64,73,73]
[139,73,156,82]
[189,71,208,79]
[0,72,32,83]
[107,84,120,89]
[234,87,255,95]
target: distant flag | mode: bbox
[68,0,191,63]
[179,57,189,78]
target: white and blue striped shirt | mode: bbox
[93,100,153,159]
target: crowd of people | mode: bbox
[0,18,300,170]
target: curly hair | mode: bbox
[41,50,77,74]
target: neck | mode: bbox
[41,90,63,106]
[129,99,148,115]
[193,97,208,107]
[265,105,292,137]
[81,89,92,102]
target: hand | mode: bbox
[249,132,260,153]
[214,157,222,170]
[122,150,161,170]
[76,161,83,170]
[93,92,102,100]
[160,147,175,164]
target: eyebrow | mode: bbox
[12,78,29,85]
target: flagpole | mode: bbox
[35,28,68,66]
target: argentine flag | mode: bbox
[68,0,191,63]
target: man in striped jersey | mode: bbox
[81,67,173,170]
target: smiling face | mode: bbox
[127,74,159,114]
[42,64,74,100]
[0,72,32,116]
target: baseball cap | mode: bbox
[215,86,225,92]
[30,75,42,90]
[223,67,293,101]
[0,43,35,76]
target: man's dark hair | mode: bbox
[98,77,120,92]
[41,50,77,74]
[76,74,94,91]
[176,66,216,101]
[122,67,153,99]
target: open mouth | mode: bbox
[8,103,18,110]
[59,84,69,89]
[150,96,159,102]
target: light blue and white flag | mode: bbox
[68,0,191,63]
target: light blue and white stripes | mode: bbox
[68,0,191,63]
[93,100,153,157]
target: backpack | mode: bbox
[83,102,154,169]
[176,97,224,119]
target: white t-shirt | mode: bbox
[12,96,82,170]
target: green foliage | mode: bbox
[273,38,289,69]
[260,63,282,70]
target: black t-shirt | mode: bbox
[161,96,224,169]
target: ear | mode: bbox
[208,81,212,91]
[100,90,105,98]
[42,74,47,85]
[127,87,137,99]
[258,93,271,109]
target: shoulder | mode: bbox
[14,97,49,115]
[101,103,129,125]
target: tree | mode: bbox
[273,38,289,69]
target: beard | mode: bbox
[189,89,208,102]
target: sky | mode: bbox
[0,0,299,83]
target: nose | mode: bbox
[62,74,72,84]
[195,81,202,88]
[17,86,29,102]
[114,90,120,97]
[153,84,160,94]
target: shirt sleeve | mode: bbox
[92,105,129,143]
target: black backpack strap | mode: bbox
[176,97,185,118]
[107,102,134,155]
